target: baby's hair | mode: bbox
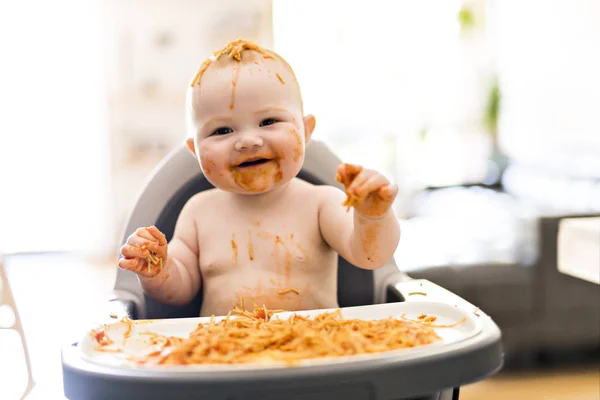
[190,38,276,88]
[185,38,303,139]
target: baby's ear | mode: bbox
[303,114,316,143]
[185,138,197,156]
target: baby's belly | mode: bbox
[200,268,338,317]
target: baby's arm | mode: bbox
[318,164,400,269]
[118,197,201,306]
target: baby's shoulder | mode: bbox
[181,188,224,213]
[291,178,346,205]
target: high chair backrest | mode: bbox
[113,140,397,319]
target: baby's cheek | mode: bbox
[200,155,218,176]
[199,155,237,190]
[287,129,304,162]
[282,129,304,163]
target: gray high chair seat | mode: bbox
[62,140,503,400]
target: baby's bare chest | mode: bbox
[197,206,329,279]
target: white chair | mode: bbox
[0,256,35,399]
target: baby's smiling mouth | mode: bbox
[235,157,273,168]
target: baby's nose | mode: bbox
[234,132,264,151]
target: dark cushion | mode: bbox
[145,170,373,319]
[408,263,535,319]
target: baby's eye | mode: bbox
[259,118,279,127]
[212,127,233,136]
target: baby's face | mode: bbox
[189,55,314,194]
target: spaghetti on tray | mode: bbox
[90,305,464,366]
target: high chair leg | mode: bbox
[0,257,35,399]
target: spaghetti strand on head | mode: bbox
[190,38,275,88]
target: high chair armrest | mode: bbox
[106,298,138,320]
[386,283,407,303]
[376,267,413,304]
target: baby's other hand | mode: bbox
[336,163,398,218]
[118,226,168,277]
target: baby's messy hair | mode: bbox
[190,38,278,88]
[185,38,302,138]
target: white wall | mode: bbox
[489,0,600,176]
[0,0,111,256]
[272,0,494,215]
[102,0,273,251]
[0,0,274,257]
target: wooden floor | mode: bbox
[3,253,600,400]
[460,367,600,400]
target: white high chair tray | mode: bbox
[79,300,482,371]
[62,280,503,400]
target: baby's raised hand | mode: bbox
[118,226,168,277]
[336,163,398,218]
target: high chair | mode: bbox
[62,140,503,400]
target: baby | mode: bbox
[118,39,401,317]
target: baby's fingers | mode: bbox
[118,258,155,277]
[348,171,370,195]
[336,165,348,185]
[118,257,139,271]
[337,164,363,188]
[146,226,167,246]
[121,244,149,260]
[126,236,161,253]
[134,227,156,242]
[354,173,388,197]
[378,184,398,201]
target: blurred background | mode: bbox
[0,0,599,399]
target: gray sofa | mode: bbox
[407,213,600,360]
[398,157,600,366]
